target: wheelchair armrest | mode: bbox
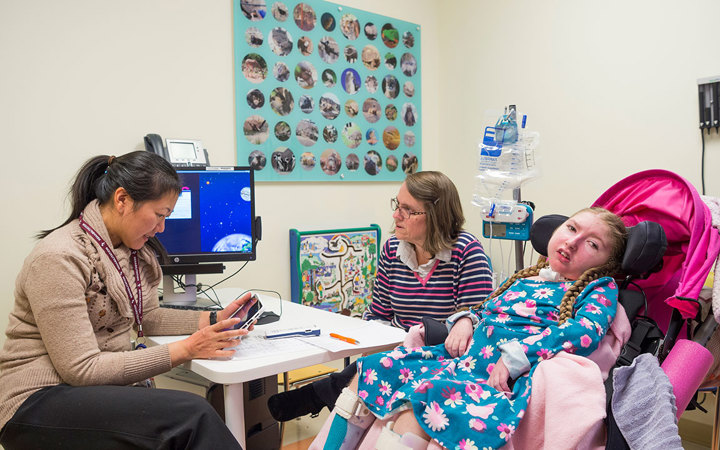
[422,316,449,346]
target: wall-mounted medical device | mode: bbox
[698,76,720,131]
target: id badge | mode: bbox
[133,378,156,388]
[133,336,147,350]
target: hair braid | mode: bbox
[557,261,617,325]
[471,259,549,311]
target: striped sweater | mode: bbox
[364,232,493,330]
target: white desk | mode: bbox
[149,289,407,448]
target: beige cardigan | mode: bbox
[0,200,201,428]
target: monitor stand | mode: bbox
[160,263,225,306]
[162,274,200,305]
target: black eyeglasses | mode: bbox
[391,197,426,219]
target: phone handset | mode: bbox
[144,133,169,159]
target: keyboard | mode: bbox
[160,303,222,311]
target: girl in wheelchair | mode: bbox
[320,207,628,450]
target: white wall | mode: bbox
[437,0,720,276]
[2,0,720,349]
[0,0,441,346]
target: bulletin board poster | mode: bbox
[290,225,380,316]
[234,0,421,181]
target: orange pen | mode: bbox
[330,333,360,345]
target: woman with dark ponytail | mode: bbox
[317,207,628,449]
[0,151,250,449]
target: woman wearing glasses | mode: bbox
[268,171,493,421]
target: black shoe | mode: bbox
[267,383,326,422]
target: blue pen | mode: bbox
[265,326,321,339]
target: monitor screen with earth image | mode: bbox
[157,166,258,305]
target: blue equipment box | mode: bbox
[482,204,533,241]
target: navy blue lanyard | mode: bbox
[79,214,144,338]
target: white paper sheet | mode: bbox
[302,321,406,352]
[229,334,317,360]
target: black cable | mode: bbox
[701,128,706,195]
[194,284,223,309]
[626,280,649,315]
[163,262,280,313]
[199,260,249,291]
[173,274,185,288]
[200,285,223,306]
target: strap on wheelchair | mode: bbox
[607,317,663,407]
[323,388,372,450]
[334,387,370,420]
[616,319,659,367]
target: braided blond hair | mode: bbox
[557,261,617,324]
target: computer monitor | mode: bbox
[157,166,258,305]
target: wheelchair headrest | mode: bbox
[529,215,667,277]
[529,215,567,258]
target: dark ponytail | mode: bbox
[37,151,182,239]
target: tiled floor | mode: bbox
[280,408,329,449]
[678,399,716,450]
[684,442,711,450]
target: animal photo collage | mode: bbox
[235,0,421,181]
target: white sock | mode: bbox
[399,431,429,450]
[338,414,374,450]
[376,424,429,450]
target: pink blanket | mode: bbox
[311,304,632,449]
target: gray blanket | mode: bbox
[612,353,683,450]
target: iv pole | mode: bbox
[513,187,525,273]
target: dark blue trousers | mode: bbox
[0,384,242,450]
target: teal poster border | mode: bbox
[234,0,421,181]
[289,224,380,316]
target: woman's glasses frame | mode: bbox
[391,197,426,219]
